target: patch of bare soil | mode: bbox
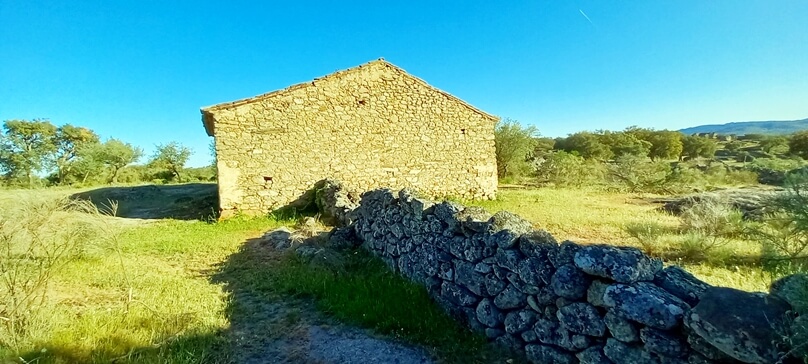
[216,237,434,364]
[72,183,218,220]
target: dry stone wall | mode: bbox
[202,60,498,217]
[348,188,803,364]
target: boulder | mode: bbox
[518,256,555,287]
[684,287,792,364]
[574,245,662,283]
[769,273,808,313]
[654,265,709,307]
[519,230,558,258]
[603,282,689,330]
[557,302,606,337]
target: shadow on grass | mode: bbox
[208,236,518,364]
[71,183,218,220]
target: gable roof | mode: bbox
[201,59,498,136]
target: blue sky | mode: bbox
[2,1,807,167]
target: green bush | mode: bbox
[746,173,808,266]
[0,198,108,351]
[678,196,745,251]
[536,151,605,187]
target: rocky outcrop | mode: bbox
[340,187,802,364]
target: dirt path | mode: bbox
[217,238,435,364]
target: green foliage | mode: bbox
[759,136,790,155]
[89,139,144,183]
[748,157,808,172]
[494,119,538,178]
[789,130,808,159]
[599,130,651,158]
[681,135,718,160]
[677,196,745,259]
[624,221,669,255]
[53,124,100,185]
[646,130,684,161]
[607,155,673,193]
[536,151,604,187]
[0,119,57,187]
[0,198,107,351]
[269,250,495,361]
[532,136,555,160]
[724,140,743,153]
[746,173,808,264]
[557,132,612,160]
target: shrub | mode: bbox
[607,155,672,193]
[536,151,605,187]
[746,173,808,267]
[624,221,668,255]
[0,198,108,351]
[678,196,745,251]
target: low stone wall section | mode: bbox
[347,188,803,364]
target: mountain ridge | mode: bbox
[679,118,808,135]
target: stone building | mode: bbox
[201,59,498,217]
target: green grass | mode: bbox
[263,250,506,362]
[1,184,795,363]
[467,187,776,292]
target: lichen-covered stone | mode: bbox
[532,318,591,351]
[654,265,709,307]
[504,309,538,334]
[495,248,523,272]
[519,230,558,257]
[551,264,592,300]
[587,280,610,307]
[604,309,640,343]
[769,273,808,312]
[684,287,792,364]
[574,245,662,283]
[518,256,555,287]
[484,273,507,296]
[603,282,689,330]
[441,281,480,307]
[557,302,606,337]
[641,327,688,358]
[475,298,503,328]
[488,210,533,236]
[455,260,487,296]
[577,345,614,364]
[603,338,661,364]
[525,344,576,364]
[549,240,581,268]
[494,285,527,310]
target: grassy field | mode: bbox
[0,184,783,363]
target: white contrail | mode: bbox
[579,9,594,25]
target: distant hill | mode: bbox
[679,118,808,136]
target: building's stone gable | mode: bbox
[202,60,498,217]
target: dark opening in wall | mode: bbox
[460,128,467,135]
[263,176,273,182]
[357,99,366,106]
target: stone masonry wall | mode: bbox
[203,60,498,217]
[349,188,803,364]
